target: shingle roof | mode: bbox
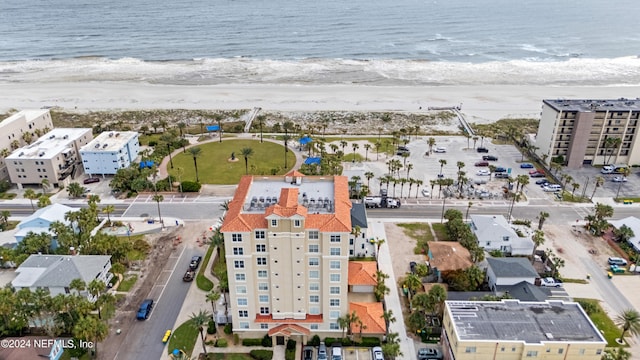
[18,203,76,228]
[496,281,550,302]
[428,242,472,272]
[12,254,111,288]
[470,215,518,241]
[487,257,538,278]
[349,302,386,335]
[350,203,367,229]
[348,261,378,286]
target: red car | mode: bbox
[529,170,545,178]
[528,169,544,175]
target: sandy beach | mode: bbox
[2,82,640,124]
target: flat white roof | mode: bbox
[0,110,49,128]
[80,131,138,153]
[244,177,335,213]
[6,128,91,160]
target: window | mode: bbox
[465,347,477,353]
[239,322,249,329]
[309,307,320,315]
[310,324,318,330]
[259,295,269,303]
[260,323,269,329]
[330,248,341,256]
[257,257,267,265]
[260,307,270,314]
[234,260,245,269]
[310,295,319,303]
[330,323,340,330]
[557,349,563,354]
[330,299,340,307]
[502,236,510,241]
[330,311,340,319]
[309,258,319,266]
[237,298,248,306]
[232,234,243,242]
[255,230,265,239]
[309,283,319,291]
[526,351,538,357]
[578,349,585,355]
[309,271,319,279]
[596,349,602,355]
[238,310,248,318]
[235,273,246,281]
[258,283,268,291]
[258,270,267,278]
[256,244,266,252]
[308,244,319,253]
[330,260,340,269]
[271,219,278,227]
[309,231,319,240]
[294,219,301,227]
[330,287,340,294]
[330,235,341,242]
[233,247,244,255]
[236,286,247,294]
[330,274,340,282]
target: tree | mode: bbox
[363,143,371,161]
[616,309,640,343]
[613,224,635,243]
[603,348,632,360]
[381,332,403,360]
[591,176,605,200]
[537,211,549,230]
[102,205,115,224]
[240,147,254,175]
[465,201,473,221]
[427,137,436,154]
[189,146,202,182]
[37,194,51,208]
[337,315,350,339]
[67,182,86,198]
[0,210,9,227]
[206,290,221,316]
[364,171,375,191]
[153,194,164,225]
[41,178,50,192]
[531,230,545,261]
[403,273,422,302]
[24,188,38,211]
[381,309,396,336]
[438,159,446,175]
[190,310,212,355]
[616,167,631,199]
[372,237,385,259]
[604,137,622,165]
[73,316,108,358]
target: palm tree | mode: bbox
[41,178,50,192]
[465,201,473,221]
[37,195,51,208]
[438,159,446,175]
[363,143,371,161]
[0,210,10,227]
[616,309,640,343]
[177,122,187,137]
[537,211,549,230]
[153,194,164,225]
[102,205,115,224]
[531,230,545,261]
[73,316,109,359]
[24,188,38,211]
[570,182,580,200]
[189,146,202,182]
[351,143,359,161]
[337,315,350,339]
[240,147,254,175]
[616,167,631,199]
[427,137,436,154]
[604,137,622,165]
[382,309,396,336]
[591,176,605,199]
[403,273,422,302]
[190,310,212,355]
[255,115,265,143]
[206,290,221,316]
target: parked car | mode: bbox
[318,342,327,360]
[520,163,534,168]
[495,173,509,179]
[189,256,202,270]
[529,169,542,175]
[601,167,614,174]
[530,171,545,178]
[608,257,628,266]
[612,176,627,182]
[372,346,384,360]
[83,177,100,184]
[482,155,498,161]
[476,147,489,153]
[543,185,562,192]
[475,161,489,167]
[476,169,490,176]
[332,345,343,360]
[136,299,154,320]
[535,179,549,185]
[494,167,507,173]
[303,346,314,360]
[610,265,625,274]
[421,188,431,197]
[434,146,446,153]
[410,261,417,273]
[540,277,562,287]
[417,347,442,360]
[162,330,172,343]
[396,149,410,156]
[183,270,195,282]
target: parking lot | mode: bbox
[553,164,640,200]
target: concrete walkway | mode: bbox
[369,220,416,359]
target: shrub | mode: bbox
[224,323,232,334]
[285,349,295,360]
[215,338,228,347]
[207,320,216,334]
[286,339,296,351]
[148,140,158,147]
[250,349,274,360]
[233,333,239,345]
[261,334,273,347]
[242,338,263,346]
[181,181,201,192]
[308,335,320,346]
[324,337,336,346]
[341,337,352,346]
[360,337,381,347]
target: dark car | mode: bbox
[189,256,202,270]
[474,161,489,167]
[482,155,498,161]
[136,299,154,320]
[303,346,314,360]
[530,172,546,178]
[417,347,442,360]
[495,173,509,179]
[83,177,100,184]
[183,270,195,282]
[410,261,417,273]
[535,179,549,185]
[476,147,489,153]
[520,163,534,169]
[494,167,507,173]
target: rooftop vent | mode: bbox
[63,134,69,139]
[115,133,120,137]
[109,132,114,137]
[49,135,55,139]
[19,152,24,157]
[102,144,108,149]
[38,151,45,157]
[94,143,100,149]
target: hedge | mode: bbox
[181,180,201,192]
[242,338,264,346]
[360,337,381,347]
[250,350,273,360]
[215,338,228,347]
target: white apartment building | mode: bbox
[6,128,93,188]
[79,131,140,176]
[220,171,352,343]
[0,110,53,179]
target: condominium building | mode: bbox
[0,110,53,179]
[442,300,606,360]
[79,131,140,176]
[6,128,93,188]
[220,172,353,342]
[535,99,640,169]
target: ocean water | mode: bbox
[1,0,640,86]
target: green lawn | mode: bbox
[0,192,17,200]
[117,275,138,292]
[431,223,449,241]
[167,320,199,357]
[574,298,624,347]
[168,140,296,184]
[197,245,214,291]
[204,354,255,360]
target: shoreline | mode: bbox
[2,82,640,124]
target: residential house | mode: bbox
[12,254,113,301]
[427,241,472,281]
[349,203,373,257]
[470,215,534,256]
[79,131,140,176]
[348,261,377,293]
[348,302,386,338]
[14,203,78,245]
[486,257,538,291]
[609,216,640,253]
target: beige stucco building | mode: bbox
[535,99,640,169]
[220,171,355,342]
[442,300,606,360]
[0,110,54,180]
[6,128,93,188]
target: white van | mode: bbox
[332,346,343,360]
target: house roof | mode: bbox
[285,170,305,177]
[268,323,311,337]
[609,216,640,252]
[350,203,367,229]
[487,257,538,278]
[470,214,519,241]
[349,302,386,334]
[12,254,111,288]
[0,336,59,360]
[348,261,378,286]
[496,281,550,302]
[18,203,76,228]
[428,242,472,272]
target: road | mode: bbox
[580,258,634,315]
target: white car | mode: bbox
[434,146,446,153]
[421,188,431,197]
[612,176,627,182]
[543,185,562,192]
[476,169,490,176]
[372,346,384,360]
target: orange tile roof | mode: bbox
[268,323,311,337]
[428,242,472,272]
[221,175,352,233]
[285,170,306,177]
[348,261,378,286]
[349,302,386,335]
[255,314,323,323]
